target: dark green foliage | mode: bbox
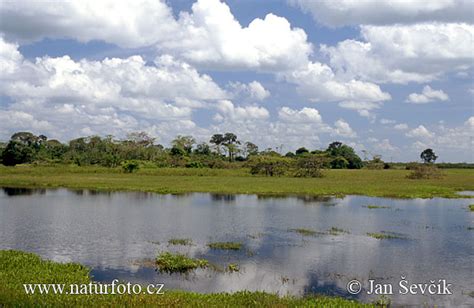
[326,142,362,169]
[208,242,242,250]
[420,148,437,164]
[295,147,309,155]
[121,160,140,173]
[294,154,327,177]
[248,155,291,176]
[185,161,204,168]
[330,156,349,169]
[156,252,208,273]
[407,164,442,179]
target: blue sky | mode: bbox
[0,0,473,162]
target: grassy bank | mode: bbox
[0,250,370,307]
[0,165,473,198]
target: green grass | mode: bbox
[365,205,390,209]
[208,242,243,250]
[367,232,406,240]
[168,238,193,246]
[156,252,208,274]
[0,165,473,198]
[0,250,371,307]
[226,263,240,273]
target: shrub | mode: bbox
[121,160,140,173]
[407,164,442,179]
[185,161,204,168]
[248,155,291,176]
[294,155,326,178]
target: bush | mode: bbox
[330,156,348,169]
[248,155,291,176]
[185,161,204,168]
[121,160,140,173]
[407,164,442,179]
[294,155,326,178]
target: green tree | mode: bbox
[210,134,225,155]
[326,142,362,169]
[172,135,196,154]
[420,148,437,164]
[295,147,309,155]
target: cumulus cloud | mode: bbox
[214,100,269,122]
[394,123,409,131]
[406,125,435,139]
[0,37,226,141]
[333,119,357,138]
[321,23,474,84]
[278,107,322,123]
[406,85,449,103]
[228,81,270,102]
[289,0,474,27]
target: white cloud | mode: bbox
[406,85,449,103]
[333,119,357,138]
[394,123,409,130]
[0,0,178,48]
[321,23,474,84]
[278,107,322,123]
[283,61,391,103]
[290,0,474,27]
[214,100,269,122]
[228,81,270,101]
[0,37,227,141]
[375,138,398,152]
[406,125,435,139]
[380,118,396,125]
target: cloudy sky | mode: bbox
[0,0,473,162]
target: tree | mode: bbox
[248,155,290,177]
[326,142,362,169]
[126,131,155,147]
[244,142,259,157]
[194,143,211,155]
[295,147,309,155]
[223,132,240,161]
[172,135,195,154]
[420,148,437,164]
[210,134,225,155]
[294,154,327,177]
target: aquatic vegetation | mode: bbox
[0,250,372,307]
[208,241,242,250]
[289,228,323,236]
[226,263,240,273]
[328,227,349,235]
[469,204,474,211]
[168,238,192,246]
[365,205,390,209]
[156,252,208,273]
[367,232,406,240]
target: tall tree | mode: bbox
[210,134,224,156]
[420,148,437,164]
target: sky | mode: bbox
[0,0,473,162]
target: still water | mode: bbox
[1,188,473,306]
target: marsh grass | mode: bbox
[469,204,474,211]
[226,263,240,273]
[367,232,406,240]
[1,165,472,198]
[208,241,243,250]
[168,238,192,246]
[0,250,373,307]
[156,252,208,273]
[289,228,324,236]
[328,227,349,235]
[365,205,390,209]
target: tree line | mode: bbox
[0,131,370,175]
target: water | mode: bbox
[1,188,473,306]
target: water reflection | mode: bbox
[0,189,473,306]
[2,187,46,196]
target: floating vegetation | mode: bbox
[365,205,390,209]
[156,252,208,273]
[247,232,264,239]
[367,232,406,240]
[208,242,243,250]
[469,204,474,211]
[468,227,474,231]
[168,238,192,246]
[328,227,349,235]
[289,228,324,236]
[226,263,240,273]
